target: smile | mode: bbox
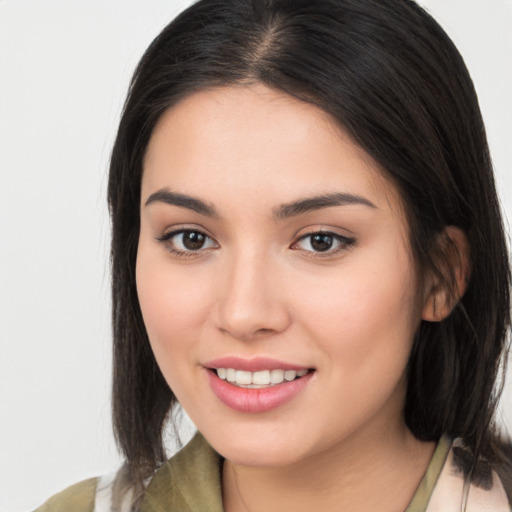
[205,358,315,413]
[216,368,309,388]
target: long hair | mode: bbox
[108,0,511,494]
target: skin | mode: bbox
[137,84,439,512]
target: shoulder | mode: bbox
[495,440,512,507]
[141,432,224,512]
[33,433,222,512]
[34,477,97,512]
[426,437,512,512]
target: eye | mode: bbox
[157,229,218,256]
[292,231,355,255]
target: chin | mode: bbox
[200,424,314,468]
[220,442,303,468]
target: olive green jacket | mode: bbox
[35,433,511,512]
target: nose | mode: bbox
[214,249,292,341]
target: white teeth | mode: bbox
[252,370,270,385]
[235,370,252,385]
[215,367,309,387]
[270,369,284,383]
[284,370,297,381]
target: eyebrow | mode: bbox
[273,192,377,219]
[145,189,219,217]
[144,188,376,219]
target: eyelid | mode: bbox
[291,229,356,257]
[156,223,215,241]
[154,224,355,259]
[156,226,219,257]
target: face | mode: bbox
[137,84,427,467]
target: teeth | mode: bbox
[215,368,309,387]
[270,369,284,384]
[284,370,296,381]
[253,370,270,385]
[235,370,252,385]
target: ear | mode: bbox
[422,226,470,322]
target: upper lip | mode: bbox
[203,356,312,372]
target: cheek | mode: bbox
[295,258,420,435]
[135,244,213,374]
[295,250,420,375]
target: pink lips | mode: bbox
[204,356,309,372]
[204,357,314,413]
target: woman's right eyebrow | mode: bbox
[144,188,219,217]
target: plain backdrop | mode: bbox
[0,1,511,510]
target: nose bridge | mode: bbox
[215,243,290,340]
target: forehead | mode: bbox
[142,84,403,216]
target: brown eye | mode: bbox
[310,234,334,252]
[158,229,218,254]
[293,231,356,255]
[181,231,207,250]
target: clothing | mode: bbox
[35,433,511,512]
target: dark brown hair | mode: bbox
[108,0,511,494]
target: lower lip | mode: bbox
[206,370,314,413]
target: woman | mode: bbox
[37,0,511,510]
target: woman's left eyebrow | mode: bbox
[273,192,377,220]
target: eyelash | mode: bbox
[292,231,356,258]
[156,229,218,259]
[156,229,356,259]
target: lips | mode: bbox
[204,357,315,413]
[204,356,310,372]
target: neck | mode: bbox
[222,422,435,512]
